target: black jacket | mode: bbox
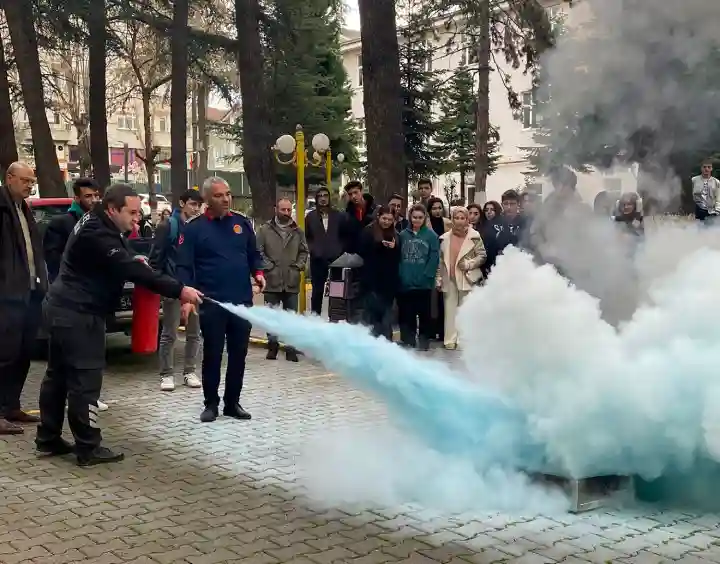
[149,212,185,276]
[47,208,184,316]
[357,224,401,298]
[0,185,48,301]
[44,205,84,283]
[340,193,376,255]
[305,207,344,261]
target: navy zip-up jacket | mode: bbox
[175,210,262,305]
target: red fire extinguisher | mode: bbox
[131,257,161,354]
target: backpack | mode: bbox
[167,216,180,245]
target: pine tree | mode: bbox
[419,0,554,202]
[265,0,358,188]
[398,5,442,187]
[435,68,498,202]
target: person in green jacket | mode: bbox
[397,203,440,350]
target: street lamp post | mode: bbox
[273,124,344,313]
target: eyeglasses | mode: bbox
[10,173,36,185]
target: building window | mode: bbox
[357,118,366,149]
[157,117,168,133]
[521,90,537,129]
[459,35,478,67]
[117,114,137,130]
[357,54,363,87]
[53,112,61,125]
[422,41,433,72]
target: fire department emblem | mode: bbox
[233,224,242,234]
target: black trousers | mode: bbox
[264,291,298,351]
[0,292,43,415]
[397,289,432,346]
[309,256,331,315]
[199,301,251,409]
[37,303,106,452]
[362,291,394,341]
[430,290,445,341]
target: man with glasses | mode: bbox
[0,162,47,435]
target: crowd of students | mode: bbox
[340,172,648,351]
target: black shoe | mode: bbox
[285,348,299,362]
[266,341,279,360]
[200,406,218,423]
[77,446,124,467]
[417,338,430,352]
[36,437,74,456]
[223,404,252,420]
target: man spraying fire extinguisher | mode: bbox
[36,184,203,467]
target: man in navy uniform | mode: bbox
[177,177,265,423]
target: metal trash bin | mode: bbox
[327,253,364,323]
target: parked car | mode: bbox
[138,193,171,218]
[28,198,161,339]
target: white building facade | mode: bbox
[340,0,637,206]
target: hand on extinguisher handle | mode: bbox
[180,286,204,306]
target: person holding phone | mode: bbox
[356,205,401,340]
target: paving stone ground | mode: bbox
[2,336,720,563]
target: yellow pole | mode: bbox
[325,149,332,189]
[295,125,307,314]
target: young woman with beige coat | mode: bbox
[436,206,487,350]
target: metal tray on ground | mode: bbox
[530,473,635,513]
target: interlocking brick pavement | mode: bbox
[2,335,720,563]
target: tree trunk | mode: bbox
[76,122,92,176]
[235,0,276,220]
[190,82,198,187]
[197,82,208,181]
[358,0,405,204]
[170,0,189,206]
[0,36,18,178]
[4,0,66,197]
[141,90,156,205]
[473,0,491,204]
[87,0,110,190]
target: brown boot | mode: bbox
[0,419,24,435]
[5,410,40,424]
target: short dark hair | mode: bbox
[467,203,482,212]
[409,203,427,216]
[550,166,578,190]
[388,193,403,203]
[102,183,137,211]
[179,189,203,205]
[344,180,363,193]
[501,189,520,203]
[417,178,432,189]
[702,158,714,166]
[315,187,330,197]
[72,177,100,197]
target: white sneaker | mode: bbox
[160,376,175,391]
[97,400,109,412]
[183,373,202,388]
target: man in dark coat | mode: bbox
[340,180,376,255]
[0,162,49,435]
[305,187,344,315]
[44,177,100,282]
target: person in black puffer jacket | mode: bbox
[356,205,401,340]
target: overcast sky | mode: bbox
[345,0,361,30]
